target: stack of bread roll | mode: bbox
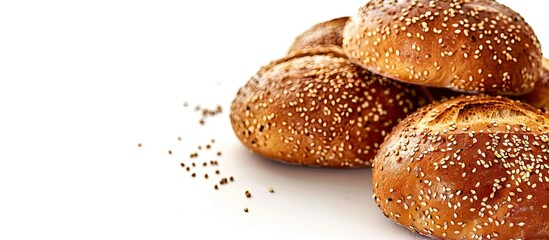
[230,0,548,238]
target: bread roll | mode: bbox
[230,49,428,167]
[373,95,549,239]
[520,59,549,113]
[343,0,542,96]
[288,17,349,55]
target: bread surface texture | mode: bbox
[289,17,349,54]
[521,59,549,113]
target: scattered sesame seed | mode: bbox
[220,178,228,185]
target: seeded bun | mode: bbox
[343,0,542,96]
[373,95,549,239]
[426,86,467,102]
[230,50,428,167]
[288,17,349,55]
[520,59,549,113]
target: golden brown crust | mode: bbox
[288,17,349,55]
[520,59,549,113]
[373,95,549,239]
[343,0,542,96]
[230,53,429,168]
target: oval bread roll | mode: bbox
[230,50,428,167]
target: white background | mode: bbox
[0,1,547,239]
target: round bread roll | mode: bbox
[288,17,349,54]
[343,0,542,96]
[230,49,429,167]
[373,95,549,239]
[520,59,549,113]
